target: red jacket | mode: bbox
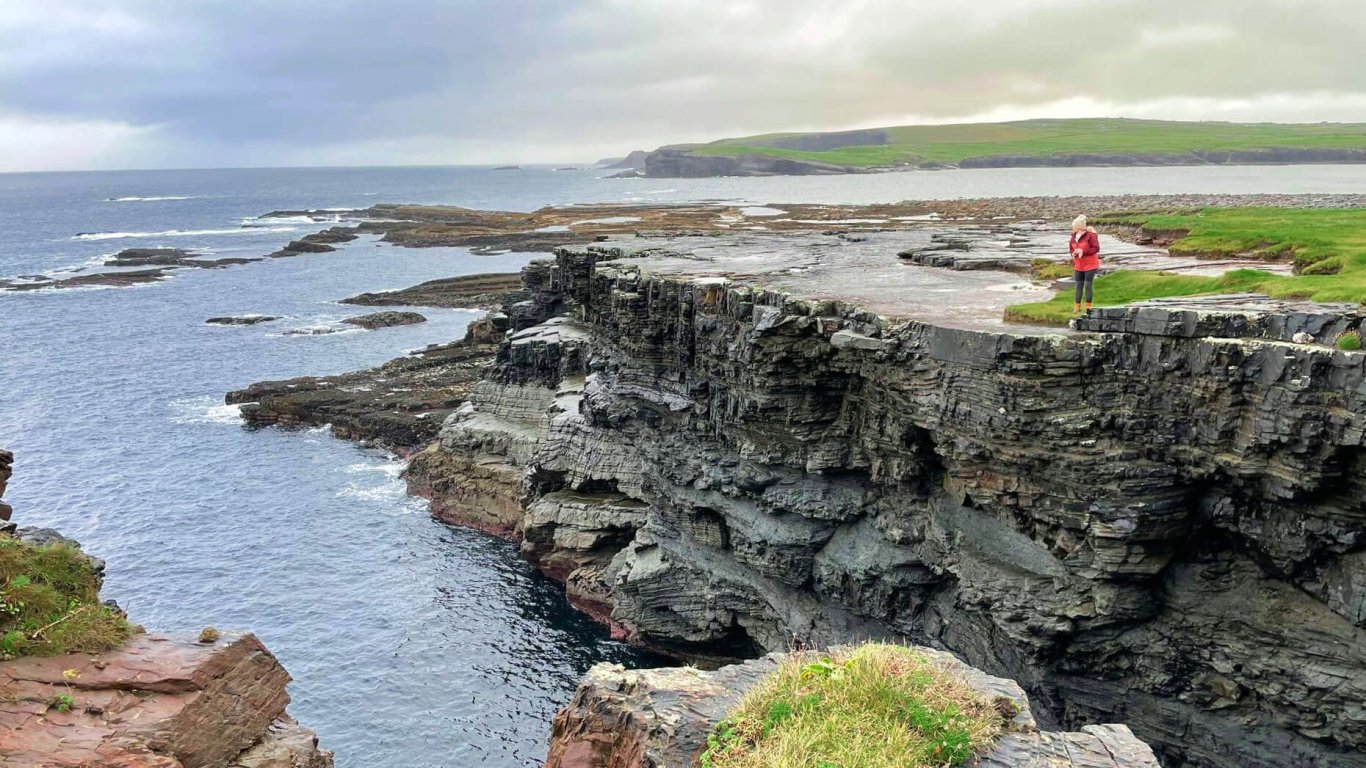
[1071,228,1100,272]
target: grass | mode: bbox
[686,118,1366,168]
[1005,207,1366,326]
[699,644,1007,768]
[0,536,131,659]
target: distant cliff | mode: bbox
[628,117,1366,177]
[639,145,1366,177]
[407,244,1366,768]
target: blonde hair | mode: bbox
[1072,215,1088,229]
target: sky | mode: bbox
[2,0,1364,172]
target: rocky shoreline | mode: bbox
[7,194,1362,295]
[215,196,1366,767]
[0,454,331,768]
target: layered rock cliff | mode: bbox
[410,241,1366,768]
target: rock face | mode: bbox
[227,336,501,450]
[642,147,872,177]
[419,243,1366,767]
[0,448,11,522]
[0,633,331,768]
[545,648,1160,768]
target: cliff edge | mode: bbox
[0,452,331,768]
[409,237,1366,767]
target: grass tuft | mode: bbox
[699,644,1007,768]
[1007,208,1366,326]
[1337,331,1363,351]
[0,536,131,659]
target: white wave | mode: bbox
[169,396,244,425]
[105,195,202,202]
[73,227,295,241]
[346,459,406,479]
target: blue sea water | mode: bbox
[1,164,1362,767]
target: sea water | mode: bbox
[1,164,1360,766]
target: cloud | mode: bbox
[0,0,1362,170]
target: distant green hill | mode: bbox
[636,118,1366,177]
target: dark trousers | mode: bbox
[1074,269,1097,303]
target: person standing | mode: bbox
[1070,215,1100,313]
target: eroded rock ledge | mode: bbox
[0,633,331,768]
[546,647,1160,768]
[0,456,330,768]
[409,242,1366,768]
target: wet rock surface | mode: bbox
[545,648,1159,768]
[341,310,427,330]
[264,228,358,258]
[409,241,1366,768]
[0,633,331,768]
[0,448,11,523]
[206,315,281,326]
[340,272,524,309]
[226,337,500,451]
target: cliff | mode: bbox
[408,240,1366,767]
[0,455,331,768]
[545,647,1160,768]
[639,145,1366,178]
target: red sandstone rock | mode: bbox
[0,633,331,768]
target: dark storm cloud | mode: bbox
[1,0,1363,171]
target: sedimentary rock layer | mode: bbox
[421,243,1366,768]
[0,633,331,768]
[546,647,1160,768]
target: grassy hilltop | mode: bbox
[681,118,1366,168]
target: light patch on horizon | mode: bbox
[0,0,1362,171]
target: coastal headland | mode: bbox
[220,192,1366,767]
[610,118,1366,178]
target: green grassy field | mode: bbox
[688,118,1366,167]
[1005,208,1366,325]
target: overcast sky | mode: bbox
[2,0,1364,172]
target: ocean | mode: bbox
[1,163,1362,766]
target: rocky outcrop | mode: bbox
[227,336,500,450]
[545,647,1160,768]
[341,311,426,330]
[265,228,357,258]
[340,273,524,309]
[417,243,1366,767]
[0,453,328,767]
[206,315,281,326]
[600,151,649,170]
[0,448,12,523]
[0,633,331,768]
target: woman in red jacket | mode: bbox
[1070,214,1100,313]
